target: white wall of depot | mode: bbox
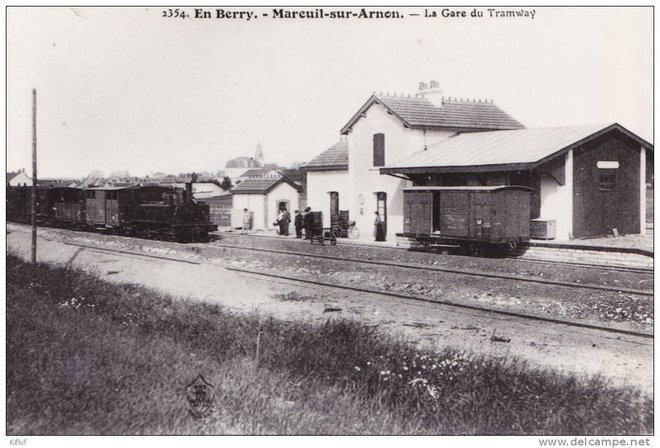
[346,102,453,238]
[306,170,350,227]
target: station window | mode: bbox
[599,170,616,192]
[373,133,385,167]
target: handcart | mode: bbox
[309,226,337,246]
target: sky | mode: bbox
[6,6,653,179]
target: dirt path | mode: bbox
[7,226,653,393]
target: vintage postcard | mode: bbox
[5,5,654,447]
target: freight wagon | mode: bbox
[401,186,532,255]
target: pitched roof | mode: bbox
[240,168,282,177]
[232,176,303,194]
[381,123,652,175]
[303,140,349,171]
[341,94,524,134]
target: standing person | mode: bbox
[275,209,284,234]
[374,211,385,242]
[303,207,313,239]
[294,210,303,238]
[242,208,251,234]
[281,207,291,236]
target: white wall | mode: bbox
[232,194,265,229]
[306,170,350,227]
[539,151,574,240]
[347,102,453,239]
[266,182,301,230]
[231,183,301,231]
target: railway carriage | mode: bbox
[401,185,532,254]
[51,187,86,226]
[7,184,217,242]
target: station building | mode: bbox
[305,82,653,241]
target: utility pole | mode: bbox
[31,88,37,263]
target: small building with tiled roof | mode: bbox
[231,177,303,231]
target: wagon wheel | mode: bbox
[331,226,343,238]
[468,243,481,256]
[330,236,337,246]
[507,239,518,254]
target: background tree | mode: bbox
[220,176,233,191]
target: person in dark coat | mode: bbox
[279,207,291,236]
[374,211,386,241]
[302,207,313,239]
[294,210,303,238]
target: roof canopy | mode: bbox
[404,185,533,192]
[381,123,653,175]
[341,94,524,135]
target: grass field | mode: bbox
[6,254,653,435]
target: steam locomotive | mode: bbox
[6,182,217,243]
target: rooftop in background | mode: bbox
[225,156,262,169]
[303,140,349,171]
[241,168,282,178]
[381,123,653,175]
[232,176,303,194]
[341,92,524,135]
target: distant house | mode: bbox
[242,168,282,178]
[7,170,31,187]
[37,179,79,188]
[231,177,303,230]
[224,156,262,182]
[171,181,224,199]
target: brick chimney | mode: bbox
[418,80,443,108]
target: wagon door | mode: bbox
[439,191,469,237]
[105,191,120,226]
[403,191,432,234]
[85,190,105,225]
[470,192,492,240]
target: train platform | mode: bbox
[218,226,653,269]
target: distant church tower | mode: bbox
[255,142,264,167]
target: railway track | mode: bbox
[227,232,653,275]
[59,241,653,341]
[209,242,653,297]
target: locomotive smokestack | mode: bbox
[185,172,198,204]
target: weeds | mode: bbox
[6,255,653,435]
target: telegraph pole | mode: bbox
[31,88,37,263]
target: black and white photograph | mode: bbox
[4,4,654,445]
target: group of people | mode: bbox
[243,206,386,242]
[276,206,316,239]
